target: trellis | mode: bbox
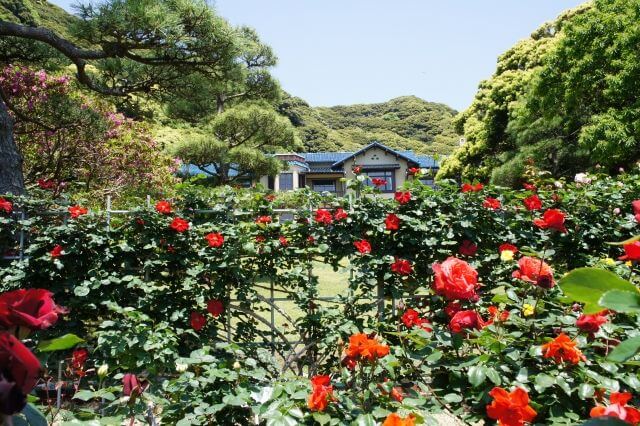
[0,195,408,375]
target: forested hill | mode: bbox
[279,95,460,155]
[0,0,75,35]
[439,0,640,186]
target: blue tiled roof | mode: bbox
[302,152,352,163]
[181,165,243,177]
[399,151,438,168]
[308,167,344,174]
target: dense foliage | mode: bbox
[278,95,460,156]
[1,169,640,424]
[1,64,176,199]
[440,0,640,186]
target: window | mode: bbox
[312,179,336,193]
[279,173,294,191]
[365,170,395,192]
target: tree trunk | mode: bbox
[216,94,225,114]
[218,163,229,185]
[0,97,24,195]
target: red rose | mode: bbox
[590,392,640,424]
[633,200,640,222]
[50,244,64,258]
[512,256,555,288]
[482,197,501,210]
[619,241,640,261]
[255,235,266,243]
[523,194,542,211]
[432,257,479,301]
[523,183,537,191]
[341,355,357,370]
[278,236,289,246]
[190,311,206,331]
[122,373,147,397]
[256,215,272,225]
[390,386,404,402]
[385,213,400,231]
[394,191,411,205]
[353,239,371,254]
[0,331,42,415]
[205,232,224,248]
[533,209,567,233]
[486,387,537,426]
[576,312,608,333]
[352,166,362,175]
[0,197,13,214]
[307,236,315,244]
[334,208,348,221]
[407,167,421,175]
[445,302,462,318]
[391,258,413,275]
[308,375,334,412]
[371,178,387,187]
[68,205,88,218]
[71,348,89,370]
[170,217,190,233]
[461,183,483,192]
[401,309,420,328]
[315,209,333,225]
[499,243,518,254]
[449,310,487,333]
[155,200,172,215]
[265,194,276,202]
[37,179,57,190]
[0,289,66,330]
[487,306,510,323]
[206,300,224,317]
[459,240,478,256]
[401,308,432,331]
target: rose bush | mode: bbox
[0,170,640,424]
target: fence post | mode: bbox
[377,278,385,322]
[146,194,151,209]
[270,274,275,355]
[105,195,111,233]
[18,210,25,261]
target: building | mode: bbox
[257,142,438,197]
[182,141,439,197]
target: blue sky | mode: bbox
[50,0,584,110]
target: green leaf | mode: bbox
[486,367,502,385]
[600,290,640,313]
[468,365,486,387]
[22,403,48,426]
[558,268,638,314]
[352,414,376,426]
[443,393,462,403]
[312,413,331,425]
[37,334,84,352]
[534,374,555,391]
[607,336,640,363]
[578,383,595,399]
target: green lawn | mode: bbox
[230,260,352,344]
